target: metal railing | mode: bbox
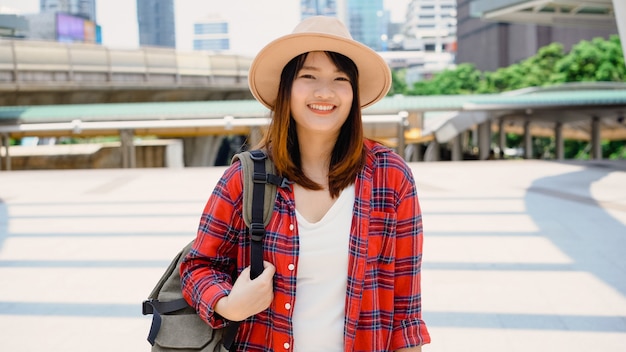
[0,112,409,170]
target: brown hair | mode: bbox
[256,51,365,198]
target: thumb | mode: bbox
[259,260,276,278]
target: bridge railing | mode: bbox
[0,113,410,170]
[0,39,252,88]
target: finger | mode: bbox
[261,261,276,277]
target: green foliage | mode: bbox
[552,35,625,83]
[480,43,567,93]
[408,63,482,95]
[388,69,407,96]
[400,36,623,95]
[604,140,626,159]
[394,35,625,159]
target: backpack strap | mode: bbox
[223,149,289,351]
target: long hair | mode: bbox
[256,51,365,198]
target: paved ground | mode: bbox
[0,159,625,352]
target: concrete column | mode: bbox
[524,120,533,159]
[183,136,224,167]
[120,129,136,168]
[498,119,506,158]
[613,0,626,64]
[555,122,564,160]
[396,111,409,160]
[1,134,10,171]
[450,133,463,161]
[477,119,492,160]
[248,127,264,149]
[591,116,602,160]
[424,140,440,161]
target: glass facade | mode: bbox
[137,0,176,48]
[347,0,386,51]
[301,0,338,19]
[40,0,96,21]
[192,16,230,52]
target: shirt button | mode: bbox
[289,224,294,231]
[288,264,295,271]
[284,303,291,310]
[283,342,290,349]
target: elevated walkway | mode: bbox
[1,83,625,169]
[0,39,253,105]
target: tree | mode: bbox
[398,36,624,159]
[551,35,625,83]
[408,63,482,95]
[388,69,407,96]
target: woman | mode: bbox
[181,16,430,351]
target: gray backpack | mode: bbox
[142,149,289,352]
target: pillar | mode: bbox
[120,129,136,168]
[524,120,533,159]
[555,122,564,160]
[498,119,506,158]
[450,133,463,161]
[1,134,10,171]
[591,116,602,160]
[477,119,492,160]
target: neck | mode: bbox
[298,134,335,184]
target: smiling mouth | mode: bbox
[308,104,335,112]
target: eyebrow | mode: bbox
[300,65,345,74]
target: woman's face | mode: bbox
[289,51,353,139]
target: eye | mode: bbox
[298,74,315,79]
[335,76,350,82]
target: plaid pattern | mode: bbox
[181,139,430,351]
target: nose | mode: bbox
[313,82,335,99]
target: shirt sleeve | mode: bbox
[389,158,431,349]
[180,162,246,328]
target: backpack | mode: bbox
[142,149,289,352]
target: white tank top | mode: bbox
[292,184,355,351]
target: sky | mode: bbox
[0,0,410,57]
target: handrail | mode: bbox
[0,113,410,170]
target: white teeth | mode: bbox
[309,104,334,111]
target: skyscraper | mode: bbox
[40,0,96,21]
[301,0,338,19]
[136,0,176,48]
[403,0,456,53]
[347,0,386,51]
[193,14,230,52]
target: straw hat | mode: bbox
[248,16,392,110]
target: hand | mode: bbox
[214,261,275,321]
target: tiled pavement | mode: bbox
[0,159,625,351]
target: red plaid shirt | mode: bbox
[181,139,430,351]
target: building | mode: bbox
[0,13,29,39]
[137,0,176,48]
[390,0,457,83]
[456,0,619,72]
[193,14,230,52]
[402,0,457,53]
[26,12,94,43]
[347,0,387,51]
[301,0,338,18]
[40,0,96,21]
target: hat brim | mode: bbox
[248,32,391,110]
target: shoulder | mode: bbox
[364,139,413,177]
[215,159,244,201]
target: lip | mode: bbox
[308,103,336,113]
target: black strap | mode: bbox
[143,150,283,351]
[143,298,190,345]
[222,150,269,351]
